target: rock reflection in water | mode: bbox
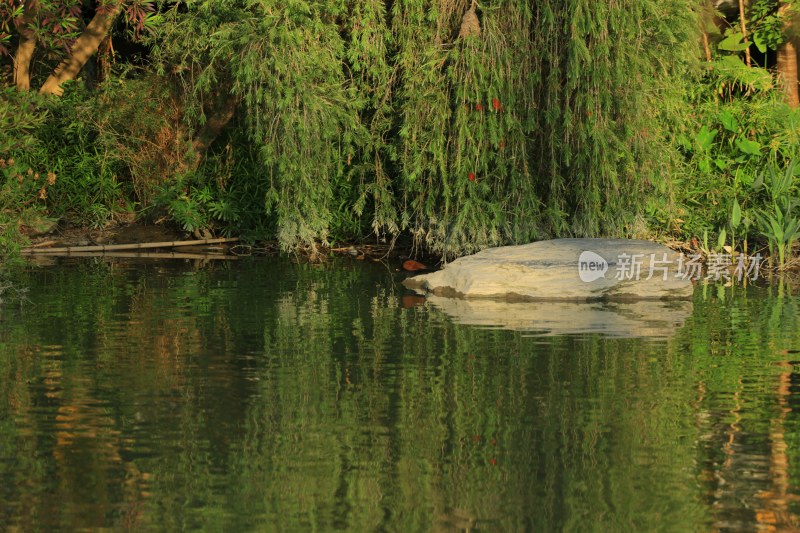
[424,295,693,338]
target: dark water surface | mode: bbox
[1,258,799,531]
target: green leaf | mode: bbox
[771,220,784,241]
[774,203,785,222]
[753,32,767,53]
[719,110,738,133]
[718,32,750,51]
[717,228,727,250]
[736,138,761,156]
[731,199,742,228]
[787,219,800,241]
[752,172,764,191]
[719,55,746,69]
[676,134,692,151]
[144,14,164,28]
[695,126,717,152]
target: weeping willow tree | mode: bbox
[527,0,699,237]
[345,0,399,240]
[150,0,699,255]
[155,0,363,250]
[388,0,543,255]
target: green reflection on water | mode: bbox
[0,258,799,531]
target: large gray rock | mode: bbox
[403,238,694,301]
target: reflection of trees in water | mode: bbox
[694,364,800,532]
[689,282,800,532]
[0,261,800,530]
[50,375,147,530]
[218,275,709,530]
[753,363,800,532]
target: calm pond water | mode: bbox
[1,257,799,531]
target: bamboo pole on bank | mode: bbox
[27,251,239,260]
[21,237,240,255]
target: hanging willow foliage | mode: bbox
[153,0,699,255]
[527,0,699,238]
[345,0,398,239]
[392,0,542,256]
[156,0,362,250]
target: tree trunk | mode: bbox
[778,40,799,107]
[777,4,799,108]
[738,0,751,67]
[97,35,113,84]
[39,4,121,96]
[702,30,712,64]
[13,0,38,91]
[187,95,241,171]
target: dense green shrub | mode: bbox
[665,32,800,267]
[0,88,46,256]
[1,85,130,239]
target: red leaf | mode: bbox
[401,295,426,308]
[402,260,428,271]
